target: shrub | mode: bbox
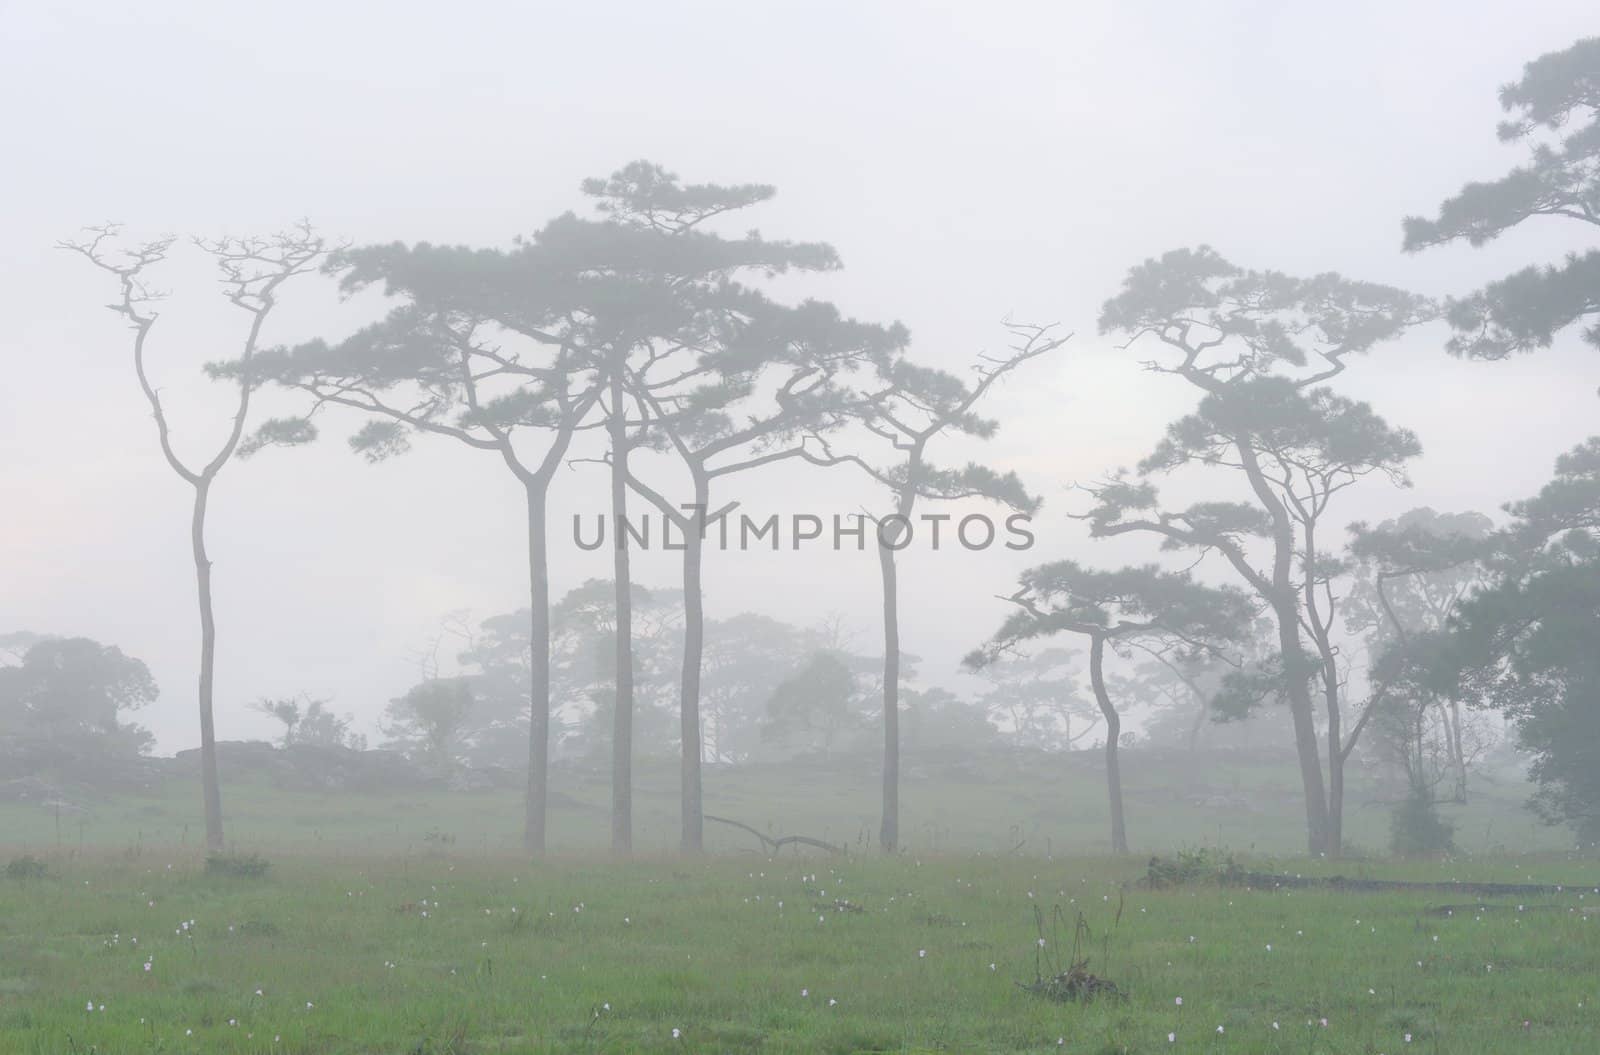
[204,851,271,878]
[1144,846,1241,888]
[1390,790,1456,857]
[4,855,49,880]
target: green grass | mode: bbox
[1,754,1593,1052]
[3,849,1600,1053]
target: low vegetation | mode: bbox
[4,850,1598,1053]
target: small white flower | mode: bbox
[918,949,926,958]
[671,1028,681,1039]
[1216,1025,1224,1034]
[1175,996,1183,1006]
[1168,1032,1176,1043]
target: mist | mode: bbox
[5,6,1600,1052]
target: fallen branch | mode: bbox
[703,814,843,855]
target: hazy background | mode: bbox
[3,0,1596,752]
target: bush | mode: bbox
[1144,846,1241,888]
[204,851,271,878]
[1390,790,1455,857]
[4,855,49,880]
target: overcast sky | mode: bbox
[4,1,1597,752]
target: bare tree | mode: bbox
[61,224,325,850]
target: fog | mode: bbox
[4,0,1598,848]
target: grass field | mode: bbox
[4,849,1600,1054]
[3,753,1596,1053]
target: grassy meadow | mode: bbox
[2,753,1597,1053]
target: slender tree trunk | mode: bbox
[608,365,634,854]
[1326,701,1344,857]
[877,538,900,853]
[1318,637,1345,856]
[1088,635,1128,854]
[1444,699,1469,803]
[190,478,225,851]
[1187,696,1207,751]
[1274,603,1332,854]
[524,483,551,856]
[678,476,708,853]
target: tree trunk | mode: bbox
[1318,637,1345,857]
[877,537,900,854]
[191,479,225,851]
[1187,696,1207,751]
[678,476,708,853]
[608,365,634,855]
[1088,635,1128,854]
[523,483,551,856]
[1235,443,1332,855]
[1444,699,1469,803]
[1274,603,1333,855]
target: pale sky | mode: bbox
[3,1,1596,751]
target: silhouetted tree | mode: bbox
[968,563,1251,853]
[761,651,863,756]
[591,165,905,851]
[1347,508,1495,802]
[1427,440,1600,840]
[1404,36,1600,359]
[384,678,474,769]
[0,637,157,765]
[807,322,1066,852]
[226,277,597,858]
[971,649,1099,751]
[252,694,365,751]
[1095,247,1431,854]
[61,224,325,849]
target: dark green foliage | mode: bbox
[204,852,271,879]
[1427,440,1600,839]
[1144,847,1242,888]
[0,637,157,770]
[1390,790,1456,858]
[4,855,50,880]
[1404,37,1600,357]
